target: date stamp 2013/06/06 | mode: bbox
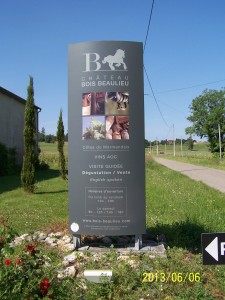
[142,272,201,283]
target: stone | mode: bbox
[64,253,77,264]
[57,240,66,247]
[13,237,23,246]
[127,259,138,269]
[78,246,90,251]
[62,235,72,244]
[62,266,76,277]
[20,234,29,240]
[38,233,47,240]
[62,243,75,252]
[117,255,129,261]
[62,260,70,267]
[54,232,63,238]
[45,237,57,244]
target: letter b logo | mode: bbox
[84,53,101,71]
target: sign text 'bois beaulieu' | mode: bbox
[68,41,145,236]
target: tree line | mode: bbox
[38,127,68,143]
[145,137,195,150]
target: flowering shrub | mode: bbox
[40,279,51,297]
[0,240,78,299]
[0,218,78,299]
[0,218,116,299]
[0,216,17,255]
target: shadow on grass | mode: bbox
[35,190,68,195]
[146,218,210,253]
[0,169,61,193]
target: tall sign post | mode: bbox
[68,41,145,248]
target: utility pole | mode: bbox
[218,124,222,160]
[156,138,159,156]
[173,124,175,157]
[181,136,183,157]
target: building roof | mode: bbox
[0,86,41,111]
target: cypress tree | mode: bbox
[57,109,66,179]
[21,76,36,192]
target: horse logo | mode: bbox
[102,49,127,70]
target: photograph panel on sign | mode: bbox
[82,116,105,140]
[106,116,129,140]
[82,92,105,116]
[105,92,129,115]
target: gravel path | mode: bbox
[154,157,225,193]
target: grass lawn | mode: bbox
[0,168,68,233]
[1,144,225,299]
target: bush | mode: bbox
[0,143,8,175]
[0,143,19,176]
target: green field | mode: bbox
[1,144,225,299]
[149,142,225,171]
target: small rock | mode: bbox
[117,255,129,261]
[62,235,72,244]
[49,243,57,248]
[45,237,57,244]
[20,234,29,240]
[62,243,75,252]
[78,246,89,251]
[55,232,63,238]
[64,253,76,264]
[57,240,66,247]
[38,233,47,241]
[63,266,76,277]
[127,259,138,269]
[62,260,70,267]
[13,237,23,246]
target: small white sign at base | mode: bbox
[84,270,112,283]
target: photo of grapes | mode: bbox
[82,116,105,140]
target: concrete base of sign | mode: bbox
[73,234,143,250]
[73,235,81,249]
[135,234,142,250]
[77,243,167,259]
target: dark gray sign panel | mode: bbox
[68,41,145,235]
[202,233,225,265]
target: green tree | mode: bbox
[144,139,150,148]
[186,89,225,153]
[38,127,46,142]
[45,134,56,143]
[186,136,194,150]
[57,109,66,179]
[21,76,36,192]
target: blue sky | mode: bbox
[1,0,225,141]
